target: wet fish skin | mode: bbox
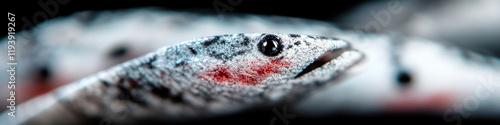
[1,33,363,124]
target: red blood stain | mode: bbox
[201,59,291,85]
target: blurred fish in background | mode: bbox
[1,0,500,124]
[338,0,500,57]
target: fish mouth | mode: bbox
[294,42,361,79]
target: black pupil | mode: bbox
[258,35,283,56]
[264,40,278,51]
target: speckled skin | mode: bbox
[3,33,362,124]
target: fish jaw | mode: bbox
[260,34,364,86]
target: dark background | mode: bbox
[5,0,366,35]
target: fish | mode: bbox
[0,33,363,124]
[0,8,345,105]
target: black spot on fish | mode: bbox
[188,47,197,55]
[221,34,232,38]
[287,45,293,49]
[397,71,412,86]
[38,66,51,80]
[143,63,153,69]
[149,55,158,62]
[294,41,301,45]
[276,56,285,60]
[220,40,226,44]
[307,35,315,39]
[142,55,157,69]
[99,79,111,87]
[203,36,220,47]
[236,50,247,55]
[289,34,300,38]
[210,51,230,60]
[175,60,186,67]
[304,41,311,46]
[241,37,250,46]
[151,86,171,99]
[109,46,128,59]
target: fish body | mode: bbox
[0,33,362,124]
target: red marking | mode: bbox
[201,59,291,85]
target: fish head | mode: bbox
[175,33,363,86]
[152,33,363,108]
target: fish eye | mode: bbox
[258,35,283,57]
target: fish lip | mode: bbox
[294,40,354,79]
